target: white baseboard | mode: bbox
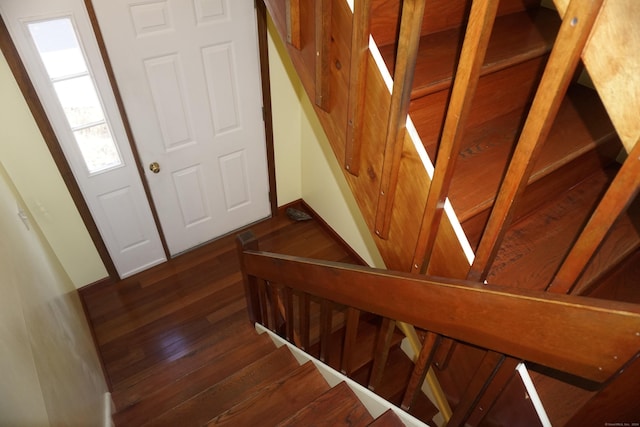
[103,392,114,427]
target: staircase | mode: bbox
[111,320,419,426]
[260,0,640,425]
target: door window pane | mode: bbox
[73,124,121,173]
[27,17,123,174]
[54,76,105,128]
[28,19,87,79]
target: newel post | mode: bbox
[236,230,261,325]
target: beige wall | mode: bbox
[0,164,108,426]
[0,51,107,288]
[268,20,385,268]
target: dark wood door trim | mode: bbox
[0,14,119,281]
[257,0,279,215]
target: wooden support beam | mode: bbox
[369,318,396,390]
[286,0,301,49]
[374,0,427,239]
[468,0,606,282]
[412,0,500,274]
[547,139,640,295]
[447,350,519,427]
[299,292,311,351]
[345,0,373,176]
[319,299,332,362]
[236,231,262,324]
[341,307,361,375]
[315,0,332,110]
[401,331,440,410]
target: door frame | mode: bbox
[0,0,278,283]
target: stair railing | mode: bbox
[237,230,640,427]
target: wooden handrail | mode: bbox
[237,238,640,384]
[374,0,426,239]
[468,0,606,282]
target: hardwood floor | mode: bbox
[80,204,362,418]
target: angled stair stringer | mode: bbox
[255,323,430,427]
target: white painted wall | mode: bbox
[0,163,108,426]
[267,18,385,268]
[0,51,107,288]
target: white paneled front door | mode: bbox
[91,0,271,255]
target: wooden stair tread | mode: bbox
[368,409,406,427]
[448,84,619,225]
[110,310,255,409]
[277,382,374,427]
[586,248,640,304]
[487,168,617,291]
[206,361,330,426]
[113,331,277,426]
[377,8,559,100]
[146,345,299,426]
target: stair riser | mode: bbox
[412,56,547,154]
[462,139,622,249]
[370,0,540,47]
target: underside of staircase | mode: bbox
[261,0,640,425]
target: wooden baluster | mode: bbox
[465,357,521,426]
[412,0,500,274]
[268,281,281,333]
[319,299,333,362]
[341,307,360,375]
[299,292,311,351]
[447,351,520,427]
[548,140,640,295]
[258,279,269,327]
[369,318,396,391]
[286,0,301,49]
[236,231,261,324]
[401,331,440,411]
[283,286,294,342]
[345,0,373,176]
[315,0,332,110]
[468,0,606,282]
[374,0,427,239]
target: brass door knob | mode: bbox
[149,162,160,174]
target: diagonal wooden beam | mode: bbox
[374,0,427,239]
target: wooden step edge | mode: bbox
[111,327,273,410]
[276,382,374,427]
[205,361,331,426]
[377,8,560,101]
[139,345,300,427]
[585,247,640,304]
[575,200,640,296]
[368,409,406,427]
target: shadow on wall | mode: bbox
[0,163,108,426]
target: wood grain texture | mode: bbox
[277,382,374,426]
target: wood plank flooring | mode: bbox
[80,204,362,416]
